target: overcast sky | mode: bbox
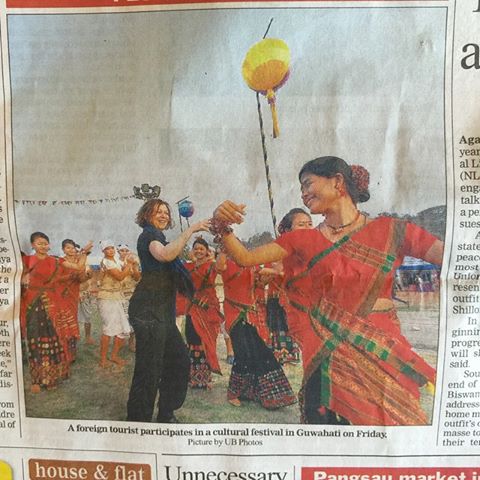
[8,6,446,256]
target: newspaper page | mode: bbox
[0,0,479,478]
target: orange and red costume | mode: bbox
[20,255,75,389]
[222,259,296,409]
[184,260,222,387]
[276,217,438,425]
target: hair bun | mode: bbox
[351,165,370,194]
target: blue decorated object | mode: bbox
[178,200,194,218]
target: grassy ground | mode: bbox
[23,295,438,424]
[23,311,303,423]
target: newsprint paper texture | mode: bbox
[1,0,480,478]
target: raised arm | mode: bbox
[212,200,288,267]
[62,241,94,271]
[62,256,87,271]
[149,219,210,263]
[221,234,287,267]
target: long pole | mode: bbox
[255,17,277,237]
[256,92,277,236]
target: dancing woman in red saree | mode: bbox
[276,218,437,425]
[21,233,71,392]
[212,156,443,426]
[59,238,92,363]
[217,254,296,409]
[184,237,222,388]
[271,208,314,364]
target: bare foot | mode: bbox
[99,359,112,368]
[31,384,41,394]
[111,356,127,367]
[85,337,96,345]
[228,398,241,407]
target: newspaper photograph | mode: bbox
[0,0,479,478]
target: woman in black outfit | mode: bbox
[126,198,209,423]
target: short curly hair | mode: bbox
[135,199,173,229]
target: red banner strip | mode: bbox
[6,0,441,9]
[302,468,479,480]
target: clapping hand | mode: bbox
[81,241,94,255]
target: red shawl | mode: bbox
[21,255,78,342]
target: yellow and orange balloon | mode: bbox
[242,38,290,138]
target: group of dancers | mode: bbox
[180,235,301,408]
[21,155,444,426]
[20,236,141,391]
[19,208,303,412]
[176,234,300,392]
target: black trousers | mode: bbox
[126,289,190,422]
